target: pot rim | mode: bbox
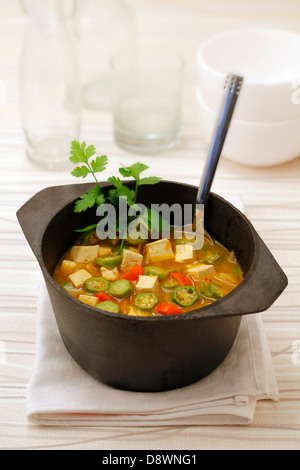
[39,180,261,322]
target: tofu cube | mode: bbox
[186,263,215,279]
[145,239,175,263]
[98,246,112,257]
[128,246,142,254]
[121,249,143,272]
[60,260,77,276]
[68,269,92,288]
[101,267,119,282]
[175,244,194,263]
[78,295,99,307]
[70,245,99,263]
[128,306,147,317]
[136,275,159,294]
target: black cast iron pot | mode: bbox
[17,181,288,392]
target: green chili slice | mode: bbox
[173,286,199,307]
[134,293,159,311]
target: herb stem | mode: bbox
[119,181,139,256]
[87,162,101,189]
[134,181,139,202]
[119,237,126,255]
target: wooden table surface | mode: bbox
[0,0,299,450]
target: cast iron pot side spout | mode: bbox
[16,181,288,392]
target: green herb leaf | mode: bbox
[107,176,122,189]
[74,186,101,213]
[118,167,132,178]
[85,145,96,160]
[138,176,161,186]
[107,176,135,204]
[96,193,106,206]
[119,163,149,182]
[69,142,107,177]
[91,155,108,173]
[71,166,91,179]
[69,141,89,164]
[107,188,119,206]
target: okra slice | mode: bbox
[175,234,200,245]
[95,254,123,269]
[144,266,170,280]
[134,292,159,311]
[60,280,75,292]
[109,279,132,298]
[160,276,179,290]
[97,301,120,314]
[173,286,199,308]
[126,235,148,246]
[80,229,99,246]
[200,250,221,264]
[199,282,224,300]
[84,277,110,294]
[233,266,243,279]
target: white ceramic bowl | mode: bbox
[197,28,300,123]
[196,87,300,167]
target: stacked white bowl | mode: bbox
[196,28,300,167]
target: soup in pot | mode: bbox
[53,230,244,316]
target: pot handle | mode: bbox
[17,183,95,260]
[217,235,288,317]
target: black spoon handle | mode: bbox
[197,74,244,207]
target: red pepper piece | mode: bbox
[96,292,117,303]
[120,264,144,281]
[169,271,193,286]
[155,302,184,315]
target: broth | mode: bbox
[53,230,244,316]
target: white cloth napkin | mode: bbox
[26,195,279,426]
[26,286,279,427]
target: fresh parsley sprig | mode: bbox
[69,141,107,213]
[108,163,161,206]
[69,141,168,252]
[108,163,161,252]
[119,162,161,200]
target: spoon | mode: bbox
[177,74,244,246]
[197,74,244,208]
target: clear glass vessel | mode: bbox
[74,0,135,111]
[20,0,81,170]
[112,46,184,154]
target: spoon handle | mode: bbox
[197,74,244,206]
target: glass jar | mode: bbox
[20,0,81,170]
